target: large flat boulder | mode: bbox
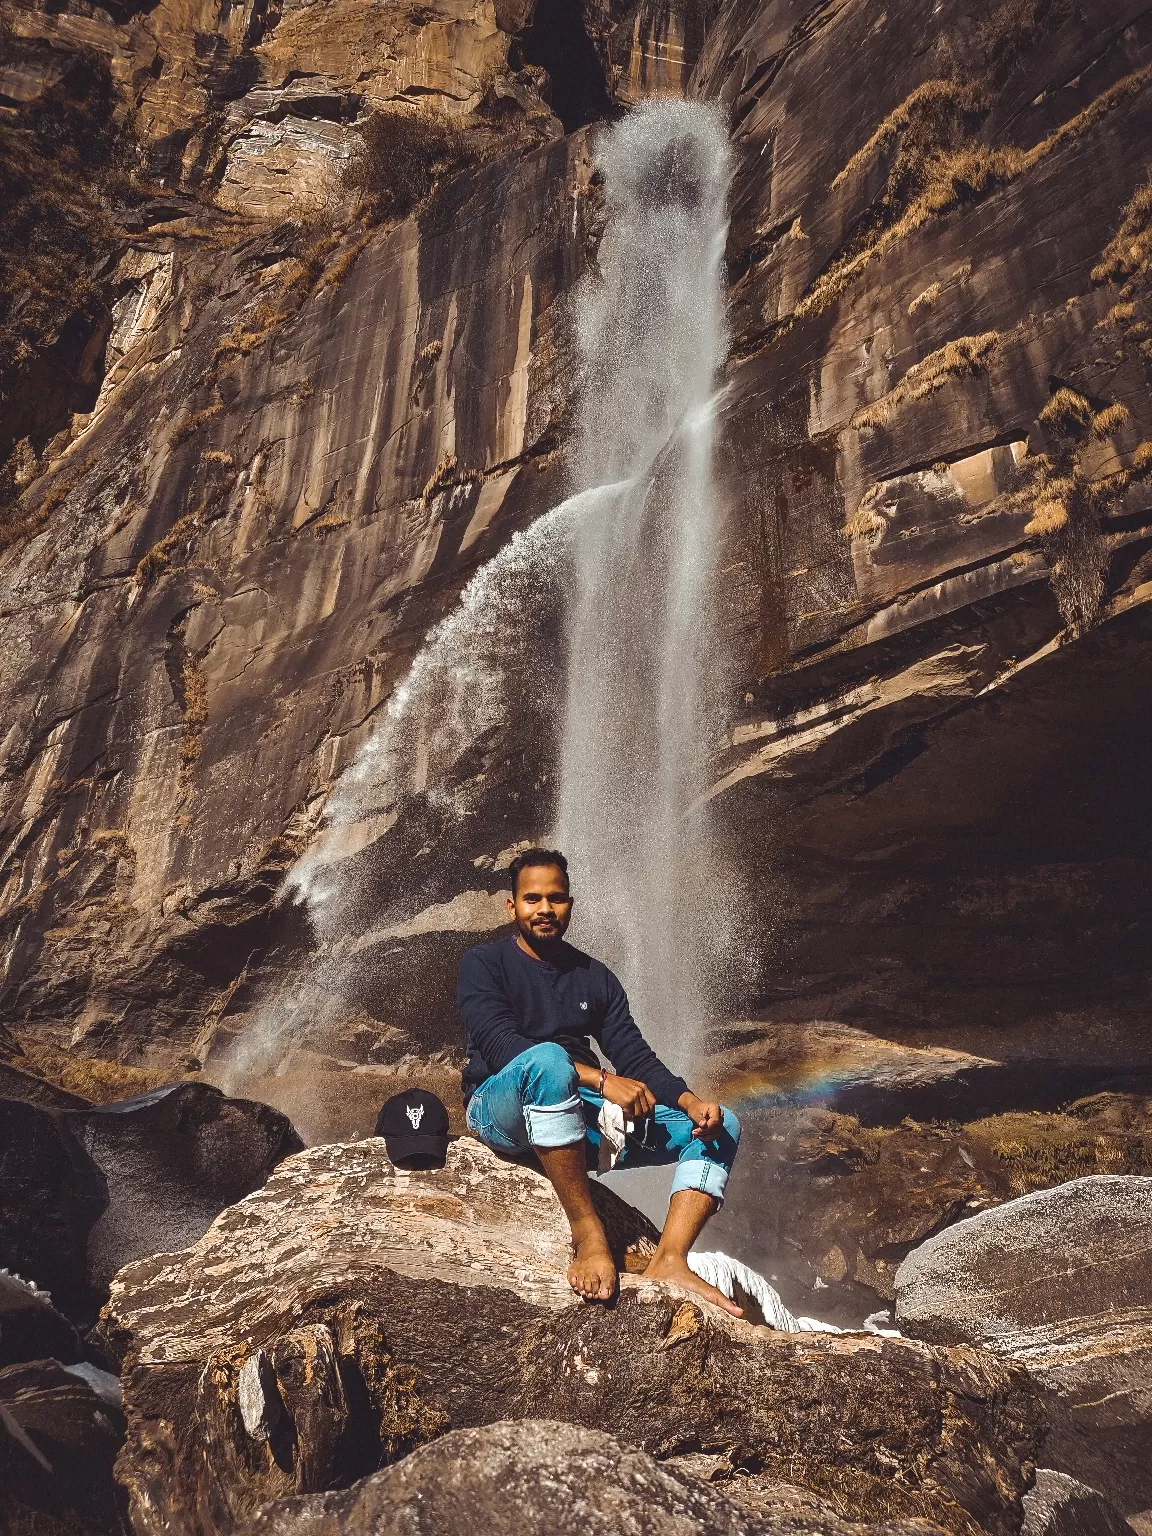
[894,1176,1152,1512]
[237,1419,944,1536]
[102,1138,1043,1536]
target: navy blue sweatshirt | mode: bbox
[458,935,689,1108]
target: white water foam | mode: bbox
[554,100,732,1071]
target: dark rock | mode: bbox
[101,1139,1042,1536]
[0,1100,108,1318]
[895,1176,1152,1512]
[0,1357,126,1536]
[237,1419,945,1536]
[0,1084,301,1320]
[0,1271,81,1367]
[0,1060,91,1110]
[1022,1470,1134,1536]
[66,1081,303,1292]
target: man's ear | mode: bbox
[506,893,516,919]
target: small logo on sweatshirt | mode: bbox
[579,1001,588,1010]
[406,1104,425,1130]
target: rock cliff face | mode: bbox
[3,0,1152,1214]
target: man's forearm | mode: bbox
[574,1061,604,1091]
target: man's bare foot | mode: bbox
[643,1252,744,1317]
[568,1226,617,1302]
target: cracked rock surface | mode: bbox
[101,1138,1042,1536]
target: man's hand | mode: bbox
[678,1090,724,1140]
[602,1073,656,1118]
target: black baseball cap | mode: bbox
[375,1089,450,1166]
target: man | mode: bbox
[457,847,742,1314]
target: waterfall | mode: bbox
[217,100,732,1102]
[554,101,732,1072]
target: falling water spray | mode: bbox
[218,101,732,1105]
[555,102,732,1073]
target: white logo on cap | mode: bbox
[406,1104,425,1130]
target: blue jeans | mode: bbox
[464,1042,740,1205]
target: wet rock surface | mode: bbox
[895,1175,1152,1514]
[102,1137,1042,1536]
[236,1419,945,1536]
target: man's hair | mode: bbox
[507,847,569,896]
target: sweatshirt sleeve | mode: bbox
[457,946,539,1076]
[600,969,689,1107]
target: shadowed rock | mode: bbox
[0,1357,125,1536]
[101,1138,1042,1536]
[895,1175,1152,1512]
[0,1101,108,1318]
[0,1272,81,1367]
[67,1081,303,1292]
[1022,1470,1134,1536]
[236,1419,947,1536]
[1,1084,301,1320]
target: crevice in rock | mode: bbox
[515,0,616,131]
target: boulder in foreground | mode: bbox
[238,1419,945,1536]
[102,1138,1042,1536]
[895,1175,1152,1512]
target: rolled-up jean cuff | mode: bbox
[523,1095,586,1148]
[670,1158,729,1205]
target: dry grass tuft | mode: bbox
[852,331,1001,432]
[1039,386,1093,436]
[968,1107,1152,1197]
[179,653,208,769]
[1091,401,1130,439]
[134,511,199,587]
[13,1032,174,1104]
[1023,488,1070,536]
[831,79,987,191]
[907,281,942,316]
[168,403,224,448]
[342,110,476,224]
[842,487,889,542]
[1092,175,1152,287]
[798,60,1152,325]
[421,452,483,505]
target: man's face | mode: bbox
[507,864,573,946]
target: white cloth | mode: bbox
[596,1099,633,1172]
[686,1251,843,1333]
